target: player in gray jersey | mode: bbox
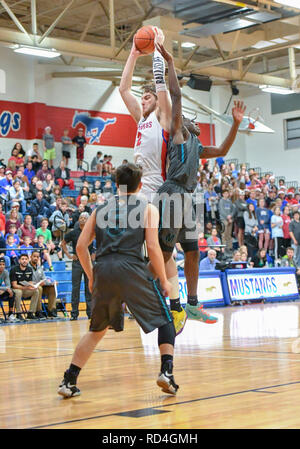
[153,42,246,323]
[58,163,179,398]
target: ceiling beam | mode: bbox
[38,0,76,44]
[0,0,32,42]
[183,37,300,73]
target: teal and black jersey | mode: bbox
[166,133,203,192]
[95,194,147,261]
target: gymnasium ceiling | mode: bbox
[1,0,300,92]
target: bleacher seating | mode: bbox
[44,261,87,307]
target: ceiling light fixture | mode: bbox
[274,0,300,9]
[181,42,196,48]
[259,85,294,94]
[13,45,61,58]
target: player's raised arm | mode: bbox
[119,42,143,124]
[155,42,183,144]
[152,28,172,132]
[201,100,246,158]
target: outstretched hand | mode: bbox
[155,42,173,63]
[130,38,144,58]
[232,100,246,124]
[153,26,165,46]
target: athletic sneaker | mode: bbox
[27,312,38,320]
[16,313,25,322]
[171,307,187,336]
[8,314,19,323]
[58,378,81,398]
[35,311,46,320]
[157,371,179,395]
[185,303,218,324]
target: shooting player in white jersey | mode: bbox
[119,28,217,335]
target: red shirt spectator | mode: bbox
[19,215,36,244]
[198,236,208,252]
[282,212,291,239]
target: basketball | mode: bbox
[134,26,155,55]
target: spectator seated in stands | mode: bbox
[7,148,24,172]
[199,249,220,271]
[8,180,26,214]
[92,180,102,195]
[54,160,75,190]
[90,151,103,174]
[6,234,19,265]
[10,253,39,321]
[5,202,23,224]
[250,248,272,268]
[0,169,13,201]
[5,210,21,235]
[0,257,16,322]
[19,214,36,245]
[29,191,51,227]
[49,199,70,243]
[19,235,34,257]
[88,192,98,210]
[24,161,35,183]
[243,203,258,260]
[33,234,54,271]
[207,227,225,259]
[26,142,42,164]
[31,154,42,174]
[29,250,57,319]
[198,232,208,261]
[50,185,62,205]
[76,186,90,207]
[37,159,52,183]
[42,173,55,196]
[281,246,300,291]
[36,217,58,259]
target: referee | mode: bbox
[61,212,94,321]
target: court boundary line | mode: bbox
[28,379,300,429]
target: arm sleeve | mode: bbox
[152,49,166,93]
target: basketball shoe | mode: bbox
[171,307,187,336]
[58,374,81,398]
[185,303,218,324]
[157,365,179,395]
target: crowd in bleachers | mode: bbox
[1,136,300,323]
[189,157,300,285]
[0,137,118,323]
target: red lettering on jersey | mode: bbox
[136,131,142,146]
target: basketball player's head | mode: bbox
[182,115,200,137]
[141,84,157,118]
[116,163,143,194]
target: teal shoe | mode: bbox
[185,303,218,324]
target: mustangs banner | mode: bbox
[0,100,215,148]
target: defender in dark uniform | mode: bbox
[58,163,178,398]
[153,42,246,325]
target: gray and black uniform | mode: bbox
[154,132,203,253]
[90,194,174,334]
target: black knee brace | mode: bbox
[158,321,176,347]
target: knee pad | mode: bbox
[158,321,176,346]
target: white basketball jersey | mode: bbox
[134,111,169,199]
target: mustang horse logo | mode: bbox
[72,111,117,144]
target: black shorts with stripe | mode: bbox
[154,180,198,253]
[89,254,173,334]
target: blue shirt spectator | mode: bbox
[199,250,220,271]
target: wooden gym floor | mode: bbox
[1,301,300,429]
